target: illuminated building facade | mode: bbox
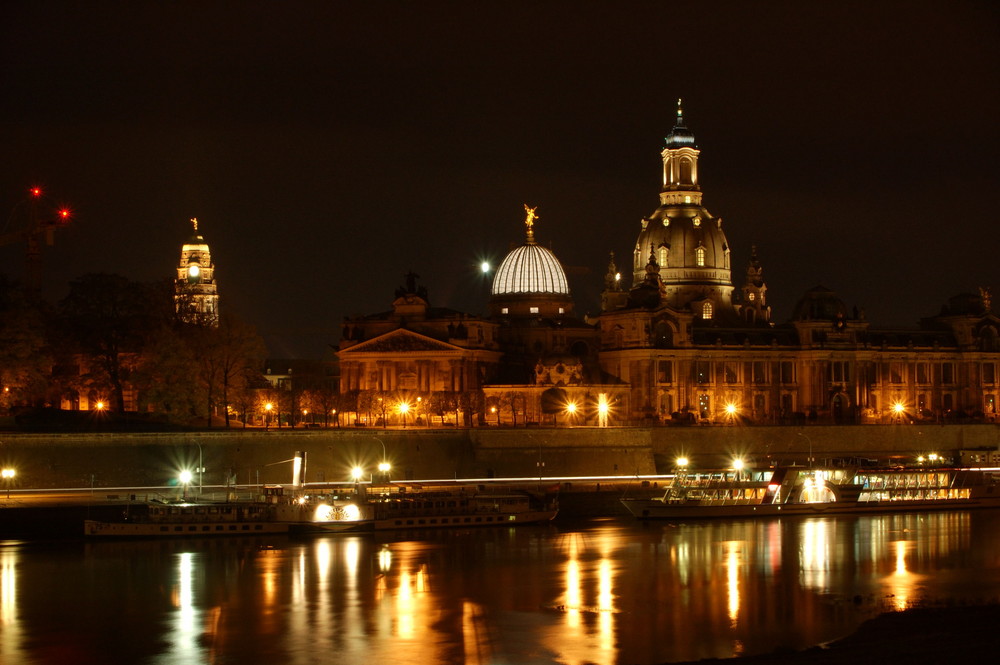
[338,272,502,425]
[597,103,1000,425]
[174,217,219,325]
[339,105,1000,426]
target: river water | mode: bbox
[3,511,1000,665]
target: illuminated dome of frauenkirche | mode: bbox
[491,206,569,297]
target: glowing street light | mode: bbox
[675,456,689,469]
[264,402,273,430]
[564,401,578,426]
[179,469,193,498]
[2,468,15,499]
[351,466,364,485]
[399,401,410,428]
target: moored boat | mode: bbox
[83,485,558,537]
[621,464,1000,519]
[83,499,291,537]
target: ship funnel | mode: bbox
[292,451,307,489]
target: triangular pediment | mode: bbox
[340,328,463,354]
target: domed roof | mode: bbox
[491,243,569,296]
[792,285,848,321]
[633,211,730,282]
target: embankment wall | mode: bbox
[1,424,997,489]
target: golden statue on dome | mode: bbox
[523,204,538,243]
[190,217,199,232]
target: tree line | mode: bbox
[0,273,266,427]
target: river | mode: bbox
[3,511,1000,664]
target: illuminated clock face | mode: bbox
[187,264,201,281]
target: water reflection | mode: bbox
[2,511,1000,664]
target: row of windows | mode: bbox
[654,361,998,386]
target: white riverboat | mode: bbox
[621,464,1000,520]
[83,485,558,537]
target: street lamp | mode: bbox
[399,401,410,428]
[798,432,813,466]
[2,468,15,500]
[564,401,577,426]
[264,402,273,430]
[179,470,193,499]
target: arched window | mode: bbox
[679,158,693,184]
[696,246,706,267]
[702,302,713,319]
[658,247,668,267]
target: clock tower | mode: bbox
[174,217,219,325]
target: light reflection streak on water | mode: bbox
[397,569,415,637]
[1,549,19,661]
[160,552,201,664]
[800,519,831,591]
[725,541,740,627]
[565,535,581,628]
[598,557,613,653]
[886,539,922,611]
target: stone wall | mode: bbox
[1,424,997,489]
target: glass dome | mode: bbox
[491,244,569,296]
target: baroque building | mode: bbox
[597,103,1000,425]
[337,104,1000,427]
[174,217,219,325]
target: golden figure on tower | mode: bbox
[191,217,199,232]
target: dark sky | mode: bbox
[2,1,998,358]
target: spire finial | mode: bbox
[190,217,198,232]
[523,204,538,243]
[676,98,684,125]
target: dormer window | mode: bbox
[748,292,755,301]
[692,216,701,227]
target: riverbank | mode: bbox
[672,604,1000,664]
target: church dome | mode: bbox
[490,206,574,318]
[491,243,569,296]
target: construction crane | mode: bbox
[1,186,72,292]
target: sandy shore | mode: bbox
[668,604,1000,664]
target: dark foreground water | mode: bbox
[4,511,1000,665]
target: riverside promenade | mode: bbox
[0,424,997,491]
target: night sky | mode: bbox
[2,1,997,358]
